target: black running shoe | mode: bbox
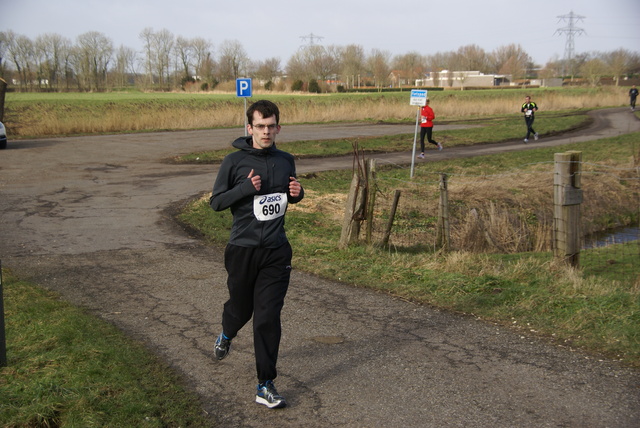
[214,333,231,360]
[256,380,286,409]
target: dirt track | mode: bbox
[1,108,639,427]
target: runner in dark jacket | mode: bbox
[210,135,302,248]
[521,95,539,143]
[209,100,304,409]
[629,85,638,111]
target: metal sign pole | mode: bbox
[410,108,420,178]
[409,89,427,179]
[236,78,252,137]
[0,260,6,367]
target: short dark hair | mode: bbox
[247,100,280,125]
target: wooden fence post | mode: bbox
[436,173,451,251]
[340,172,360,248]
[381,190,402,247]
[365,159,377,244]
[553,151,583,267]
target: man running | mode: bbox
[210,100,304,409]
[629,85,638,112]
[521,95,539,143]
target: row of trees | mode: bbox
[1,28,639,92]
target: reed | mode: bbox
[4,86,631,138]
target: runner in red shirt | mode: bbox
[418,99,442,159]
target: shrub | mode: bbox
[180,76,196,87]
[309,80,321,93]
[291,80,304,91]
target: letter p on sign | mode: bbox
[236,78,252,97]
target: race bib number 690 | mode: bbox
[253,192,287,221]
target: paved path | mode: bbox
[1,108,639,427]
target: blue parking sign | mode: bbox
[236,78,252,97]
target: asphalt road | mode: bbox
[1,108,639,427]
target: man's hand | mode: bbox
[248,169,261,191]
[289,177,301,198]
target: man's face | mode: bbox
[248,111,280,149]
[525,96,531,102]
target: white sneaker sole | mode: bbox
[256,395,286,408]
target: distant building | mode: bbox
[529,78,563,87]
[415,70,510,88]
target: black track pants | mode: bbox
[419,127,438,152]
[222,242,292,382]
[525,116,536,139]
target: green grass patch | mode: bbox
[0,271,212,427]
[178,111,590,163]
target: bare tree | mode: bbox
[154,29,174,88]
[603,49,634,86]
[175,36,193,82]
[138,28,174,89]
[4,31,35,89]
[0,32,6,76]
[218,39,248,81]
[34,33,70,89]
[569,52,592,80]
[286,44,341,87]
[308,45,340,82]
[424,51,456,86]
[391,51,426,86]
[367,48,391,90]
[139,27,155,87]
[339,44,365,89]
[113,45,137,88]
[73,31,113,91]
[492,44,532,81]
[580,58,608,86]
[627,52,640,77]
[192,37,214,82]
[3,27,640,92]
[253,57,281,87]
[285,50,311,82]
[540,55,564,80]
[451,45,491,73]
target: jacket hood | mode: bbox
[231,136,277,152]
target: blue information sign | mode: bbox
[236,78,252,97]
[410,89,428,106]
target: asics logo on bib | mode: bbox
[259,194,283,204]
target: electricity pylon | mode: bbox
[299,33,324,49]
[554,11,586,77]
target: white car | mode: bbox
[0,121,6,149]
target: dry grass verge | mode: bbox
[4,86,631,137]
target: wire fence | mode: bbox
[356,157,640,284]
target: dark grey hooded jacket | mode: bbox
[209,136,304,248]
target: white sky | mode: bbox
[1,0,639,67]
